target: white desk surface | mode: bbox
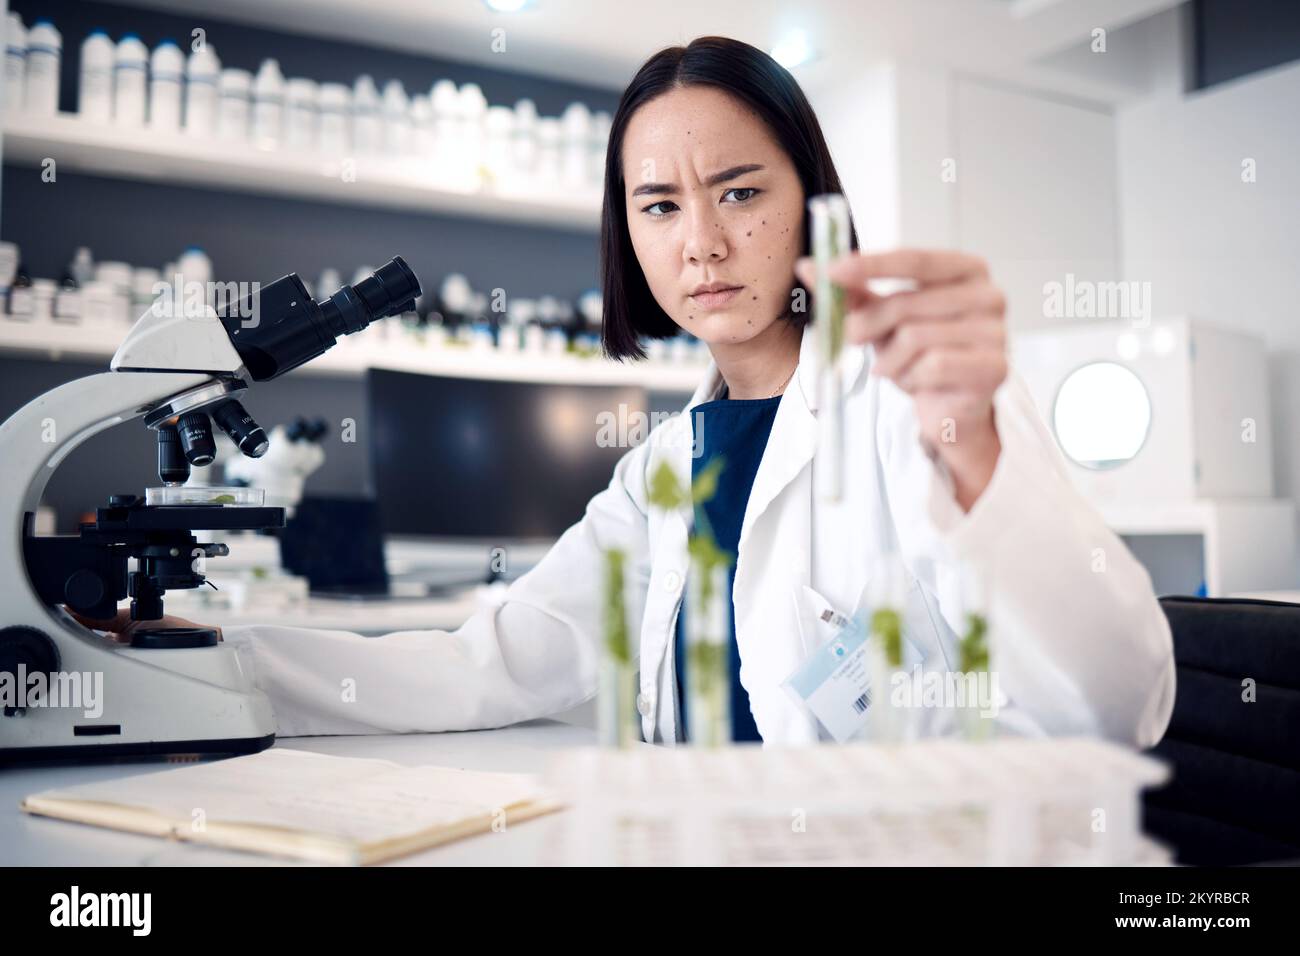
[1,717,604,867]
[165,590,485,634]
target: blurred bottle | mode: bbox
[459,82,487,179]
[113,33,148,126]
[25,19,61,115]
[4,14,26,116]
[149,39,184,130]
[184,41,221,137]
[318,82,350,154]
[78,29,114,121]
[69,246,95,286]
[511,98,538,182]
[381,79,410,154]
[251,58,284,147]
[284,77,318,150]
[351,74,381,154]
[177,246,212,312]
[561,102,591,189]
[217,68,251,141]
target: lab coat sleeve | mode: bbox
[880,366,1176,749]
[218,439,653,738]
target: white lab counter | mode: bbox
[1,717,606,867]
[165,588,486,634]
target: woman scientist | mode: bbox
[82,37,1175,747]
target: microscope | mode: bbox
[0,257,420,762]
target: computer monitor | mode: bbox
[366,369,649,539]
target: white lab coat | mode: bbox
[222,324,1176,748]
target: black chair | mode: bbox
[1142,596,1300,865]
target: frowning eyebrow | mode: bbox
[630,163,766,197]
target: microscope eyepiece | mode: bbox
[219,256,421,381]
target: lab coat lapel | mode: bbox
[737,329,818,550]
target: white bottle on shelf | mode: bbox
[217,68,251,141]
[4,14,25,117]
[251,58,284,148]
[184,42,221,137]
[458,82,487,181]
[284,77,318,150]
[24,19,61,115]
[381,79,410,155]
[483,105,513,190]
[590,109,611,187]
[316,268,341,299]
[149,39,184,130]
[351,74,381,154]
[511,98,538,182]
[409,92,434,157]
[536,116,562,194]
[317,82,350,154]
[69,246,95,286]
[430,79,459,179]
[560,102,590,189]
[177,246,212,312]
[78,29,114,122]
[113,33,148,126]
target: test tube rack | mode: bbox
[544,737,1171,866]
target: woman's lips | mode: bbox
[689,286,744,309]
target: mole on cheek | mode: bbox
[746,231,752,237]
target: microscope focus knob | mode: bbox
[0,627,61,717]
[64,569,107,610]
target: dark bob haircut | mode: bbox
[600,35,857,361]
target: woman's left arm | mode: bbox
[799,250,1176,748]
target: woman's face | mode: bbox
[621,85,805,348]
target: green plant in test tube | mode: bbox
[956,573,994,741]
[648,457,732,747]
[598,547,639,748]
[865,555,913,743]
[958,611,989,674]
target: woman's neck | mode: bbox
[708,318,803,400]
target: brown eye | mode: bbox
[722,187,759,203]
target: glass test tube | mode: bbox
[597,548,639,748]
[955,566,996,741]
[808,194,852,502]
[685,558,732,747]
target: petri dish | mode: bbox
[144,485,265,506]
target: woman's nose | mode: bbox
[681,206,728,265]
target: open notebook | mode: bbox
[21,748,565,865]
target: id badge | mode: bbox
[784,599,874,744]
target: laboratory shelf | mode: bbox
[0,318,706,391]
[3,112,601,232]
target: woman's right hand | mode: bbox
[65,607,224,644]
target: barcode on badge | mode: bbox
[852,691,870,714]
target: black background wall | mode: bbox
[0,0,687,532]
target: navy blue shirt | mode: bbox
[674,391,782,743]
